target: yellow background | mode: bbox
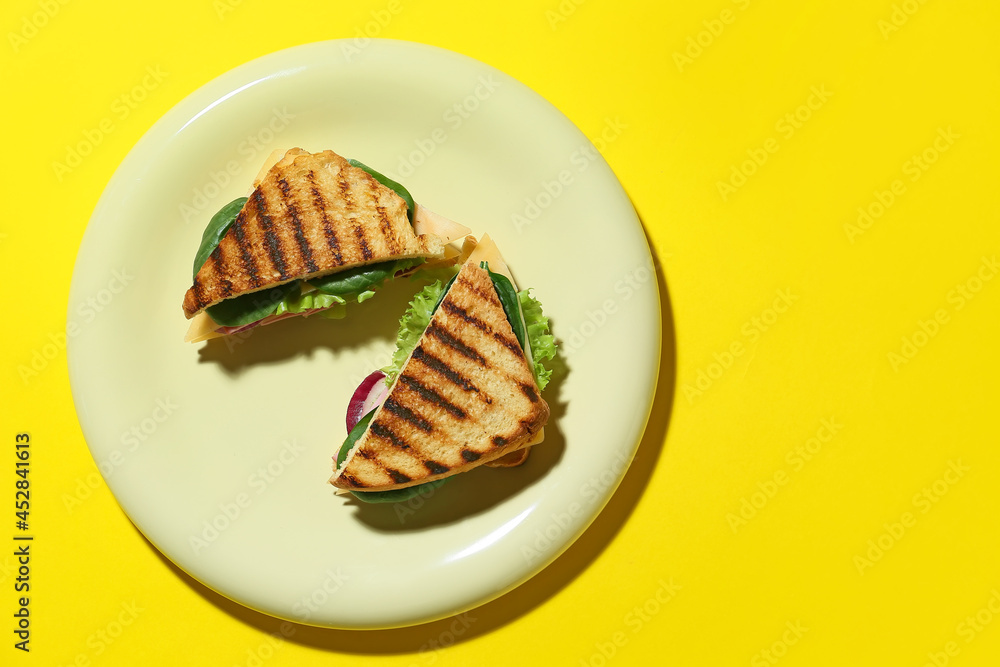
[2,0,999,664]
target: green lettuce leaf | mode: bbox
[380,280,447,385]
[274,289,347,318]
[519,289,556,391]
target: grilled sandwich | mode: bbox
[330,238,554,493]
[183,148,470,341]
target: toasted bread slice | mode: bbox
[329,262,549,491]
[182,149,446,318]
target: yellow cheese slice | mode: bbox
[465,234,517,288]
[413,204,471,244]
[184,311,222,342]
[251,148,300,192]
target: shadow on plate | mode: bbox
[148,225,676,655]
[341,355,568,531]
[196,276,428,374]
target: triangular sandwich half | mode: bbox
[182,148,469,341]
[330,255,550,492]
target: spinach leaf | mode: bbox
[308,257,424,295]
[193,197,247,279]
[350,478,448,505]
[337,409,448,504]
[432,273,459,313]
[482,263,526,351]
[348,158,415,225]
[337,410,377,467]
[205,281,300,327]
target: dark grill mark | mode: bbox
[493,331,523,355]
[353,224,373,260]
[492,436,507,447]
[426,322,486,366]
[461,450,481,462]
[382,397,433,432]
[336,168,352,202]
[278,177,318,273]
[441,300,488,332]
[358,449,375,460]
[440,300,521,356]
[519,383,540,403]
[398,374,467,419]
[373,184,401,254]
[219,278,233,298]
[342,474,366,488]
[253,190,288,278]
[370,421,411,450]
[192,276,204,308]
[336,168,367,262]
[411,347,479,393]
[377,206,398,253]
[457,275,500,306]
[308,171,343,265]
[424,460,449,475]
[388,469,412,484]
[231,214,261,287]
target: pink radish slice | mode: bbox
[346,370,389,432]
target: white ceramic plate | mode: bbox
[68,40,660,629]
